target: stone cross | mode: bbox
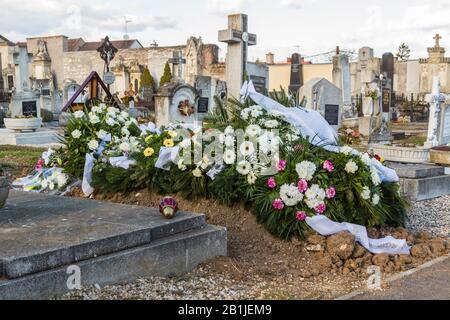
[434,33,442,47]
[218,14,257,98]
[425,76,446,147]
[289,53,303,96]
[168,50,186,79]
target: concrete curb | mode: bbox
[335,253,450,300]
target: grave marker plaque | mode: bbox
[382,87,391,113]
[197,97,209,113]
[22,101,37,117]
[324,104,339,126]
[250,75,266,94]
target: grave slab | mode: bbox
[0,191,225,281]
[386,162,445,178]
[0,128,60,146]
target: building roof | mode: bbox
[0,35,15,46]
[67,38,144,51]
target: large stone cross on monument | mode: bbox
[219,14,257,98]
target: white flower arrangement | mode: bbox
[177,159,187,171]
[236,160,251,175]
[106,117,116,126]
[265,120,279,128]
[295,161,317,181]
[192,167,203,177]
[245,124,261,137]
[247,171,257,185]
[370,167,381,186]
[73,111,85,119]
[341,146,354,155]
[224,126,234,135]
[372,193,380,205]
[223,149,236,164]
[361,186,371,200]
[71,129,82,139]
[239,141,255,156]
[345,160,358,174]
[304,183,326,209]
[360,153,372,166]
[88,139,99,151]
[97,129,108,140]
[280,183,304,206]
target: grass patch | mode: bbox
[0,145,45,176]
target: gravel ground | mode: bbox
[63,267,260,300]
[406,195,450,237]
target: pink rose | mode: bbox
[326,186,336,199]
[277,159,287,171]
[297,179,308,193]
[314,203,326,214]
[272,198,284,211]
[267,177,277,189]
[35,159,44,171]
[296,211,307,221]
[323,160,334,172]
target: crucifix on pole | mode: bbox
[218,14,257,98]
[97,36,118,90]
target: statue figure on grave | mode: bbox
[36,40,50,59]
[97,36,118,66]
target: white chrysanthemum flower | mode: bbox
[96,129,108,140]
[224,135,235,147]
[295,161,317,181]
[89,115,100,124]
[223,149,236,164]
[224,126,234,135]
[192,167,202,177]
[240,109,250,120]
[107,106,119,114]
[341,146,354,155]
[236,160,251,175]
[268,110,283,118]
[345,160,358,174]
[106,117,116,126]
[88,139,99,151]
[372,193,380,205]
[91,106,101,114]
[265,120,279,128]
[250,109,263,118]
[370,167,381,186]
[120,111,129,118]
[48,181,55,190]
[71,129,82,139]
[360,153,372,166]
[245,124,261,137]
[56,173,69,187]
[73,111,85,118]
[361,186,371,200]
[280,183,304,206]
[116,115,125,123]
[121,128,130,137]
[177,159,187,171]
[247,171,257,185]
[239,141,255,156]
[40,179,49,189]
[119,142,130,153]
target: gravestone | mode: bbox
[381,52,395,120]
[289,53,303,96]
[195,76,212,114]
[9,85,41,118]
[332,47,353,118]
[298,77,342,130]
[219,14,257,99]
[154,81,200,126]
[425,76,450,147]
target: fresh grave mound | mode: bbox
[70,188,449,282]
[22,91,407,240]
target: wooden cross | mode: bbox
[434,33,442,47]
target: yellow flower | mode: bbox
[380,156,385,163]
[163,139,174,147]
[143,147,154,157]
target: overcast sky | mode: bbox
[1,0,449,62]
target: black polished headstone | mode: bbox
[288,53,303,95]
[382,52,395,118]
[22,101,37,117]
[324,104,339,126]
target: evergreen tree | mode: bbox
[397,43,411,61]
[140,67,155,89]
[159,62,172,87]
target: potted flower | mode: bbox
[4,114,43,132]
[0,168,9,209]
